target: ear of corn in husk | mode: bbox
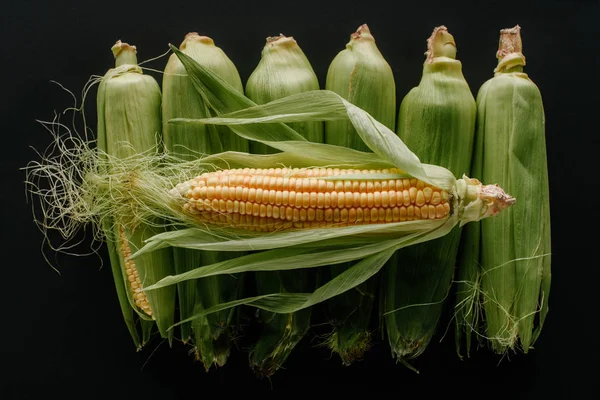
[243,34,322,376]
[383,26,476,366]
[321,24,396,365]
[245,34,323,154]
[96,40,176,343]
[454,25,551,356]
[162,32,248,368]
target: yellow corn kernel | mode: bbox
[178,168,451,231]
[119,227,152,316]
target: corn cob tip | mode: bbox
[458,176,515,226]
[496,25,524,59]
[350,23,374,41]
[494,25,526,74]
[425,25,457,62]
[111,40,138,67]
[264,34,298,49]
[181,32,214,48]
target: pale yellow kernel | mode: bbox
[356,208,364,222]
[348,208,357,222]
[282,177,290,191]
[359,181,367,193]
[416,206,423,219]
[299,209,307,221]
[282,190,290,206]
[318,180,327,192]
[381,181,389,191]
[342,181,351,192]
[409,187,417,203]
[302,192,310,208]
[261,189,269,204]
[399,206,407,221]
[239,202,246,215]
[435,204,445,218]
[429,205,437,219]
[407,205,414,220]
[307,208,316,221]
[417,180,424,189]
[431,191,441,205]
[441,190,449,202]
[295,192,303,208]
[248,188,256,202]
[295,178,303,192]
[276,177,284,191]
[416,190,425,207]
[293,208,300,221]
[324,192,331,208]
[367,193,374,208]
[367,181,374,193]
[317,193,325,208]
[326,181,335,191]
[344,192,353,208]
[243,175,251,187]
[389,191,397,207]
[309,192,318,208]
[219,200,227,212]
[423,187,433,203]
[191,187,202,200]
[256,176,264,188]
[403,190,411,206]
[331,192,338,208]
[351,192,360,208]
[369,208,378,221]
[352,181,360,191]
[374,192,382,207]
[269,177,278,190]
[374,181,382,192]
[252,203,260,217]
[199,186,208,200]
[272,206,280,219]
[268,190,276,205]
[332,209,340,222]
[211,199,219,211]
[233,200,240,213]
[444,202,450,215]
[288,191,296,207]
[335,181,344,192]
[381,191,389,207]
[127,275,135,283]
[259,204,267,218]
[275,191,283,206]
[378,208,385,221]
[316,209,324,222]
[207,176,219,186]
[360,193,368,208]
[363,208,371,222]
[324,209,333,222]
[392,207,400,221]
[286,207,294,221]
[385,208,393,222]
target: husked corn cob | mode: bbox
[172,167,451,232]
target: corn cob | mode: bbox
[244,34,322,375]
[383,26,476,365]
[96,40,175,342]
[455,25,551,355]
[175,167,451,231]
[321,23,396,364]
[162,32,247,368]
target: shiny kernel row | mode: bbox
[198,167,404,180]
[187,175,434,195]
[184,202,450,223]
[188,187,447,209]
[119,228,152,316]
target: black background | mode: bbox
[2,0,597,398]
